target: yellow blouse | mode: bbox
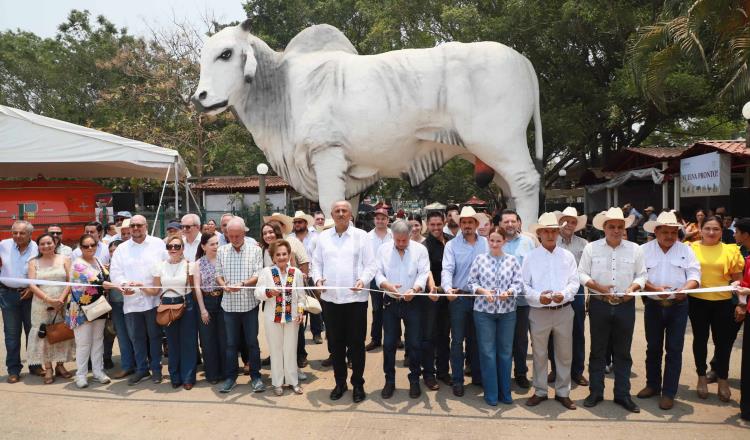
[688,241,744,301]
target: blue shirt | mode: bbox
[0,238,39,288]
[503,234,535,306]
[440,232,488,292]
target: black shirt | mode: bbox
[424,232,452,286]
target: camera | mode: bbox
[37,323,47,338]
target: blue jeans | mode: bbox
[474,310,516,405]
[550,286,586,377]
[513,305,530,377]
[110,301,135,371]
[449,296,481,385]
[383,296,422,384]
[0,287,33,376]
[224,307,261,381]
[125,306,163,375]
[370,280,384,344]
[162,296,199,385]
[644,298,689,398]
[198,295,227,382]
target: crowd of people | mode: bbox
[0,201,749,421]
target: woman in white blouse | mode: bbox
[143,236,198,390]
[255,240,306,396]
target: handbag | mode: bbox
[81,295,112,321]
[156,262,190,327]
[46,310,74,344]
[302,293,322,314]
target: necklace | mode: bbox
[165,259,184,279]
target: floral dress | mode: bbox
[66,258,107,329]
[27,259,74,364]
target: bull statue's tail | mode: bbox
[527,58,543,163]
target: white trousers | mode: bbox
[529,305,574,398]
[265,321,299,387]
[74,319,106,379]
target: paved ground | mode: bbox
[0,301,748,439]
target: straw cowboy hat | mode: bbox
[315,218,335,232]
[592,207,635,231]
[292,210,315,227]
[457,206,485,223]
[643,211,682,234]
[554,206,587,232]
[263,212,294,235]
[530,212,563,235]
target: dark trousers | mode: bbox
[710,318,743,374]
[162,296,199,385]
[421,296,451,379]
[125,307,162,375]
[550,287,586,377]
[0,288,32,376]
[513,305,530,377]
[449,296,481,385]
[309,311,323,336]
[322,299,367,387]
[688,297,733,379]
[588,299,635,399]
[370,281,384,344]
[383,296,422,384]
[740,315,749,419]
[198,296,227,382]
[644,298,689,398]
[224,307,261,381]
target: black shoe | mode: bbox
[614,396,641,413]
[330,383,348,400]
[365,341,381,351]
[381,382,395,399]
[104,358,115,370]
[29,365,44,377]
[452,384,465,397]
[127,371,151,386]
[396,340,404,349]
[151,372,163,384]
[424,377,439,391]
[297,356,308,368]
[171,382,182,389]
[583,393,603,408]
[409,382,421,398]
[261,356,271,366]
[438,373,453,386]
[352,385,366,403]
[515,375,531,389]
[321,356,333,367]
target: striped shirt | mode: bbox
[216,242,263,312]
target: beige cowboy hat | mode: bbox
[457,206,484,224]
[264,212,293,235]
[315,218,335,232]
[530,212,563,234]
[592,207,635,231]
[643,211,682,234]
[292,210,315,227]
[553,206,587,232]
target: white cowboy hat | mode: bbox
[553,207,587,232]
[315,218,335,232]
[530,212,563,235]
[457,206,484,223]
[643,211,682,233]
[263,213,293,235]
[292,210,314,227]
[592,207,635,231]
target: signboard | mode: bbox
[680,152,731,197]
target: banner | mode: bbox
[680,152,731,197]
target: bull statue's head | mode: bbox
[192,20,256,114]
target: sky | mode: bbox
[0,0,247,38]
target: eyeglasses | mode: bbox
[293,220,306,224]
[130,223,146,228]
[80,244,97,250]
[166,244,183,250]
[49,232,62,236]
[181,225,194,229]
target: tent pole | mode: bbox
[185,181,190,213]
[174,156,180,218]
[152,164,172,236]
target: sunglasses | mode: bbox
[80,243,97,250]
[130,223,146,228]
[49,232,62,236]
[166,244,183,250]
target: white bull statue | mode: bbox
[192,21,542,224]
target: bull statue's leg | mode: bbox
[311,144,349,217]
[491,160,540,229]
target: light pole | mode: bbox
[742,101,750,148]
[257,163,269,233]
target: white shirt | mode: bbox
[374,240,430,298]
[110,235,168,313]
[557,234,588,264]
[312,225,376,304]
[640,240,701,300]
[367,227,393,255]
[183,233,202,262]
[0,239,38,288]
[72,241,110,265]
[151,259,193,298]
[56,244,73,257]
[578,239,647,294]
[522,245,580,308]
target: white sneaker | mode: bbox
[297,369,308,381]
[75,376,89,389]
[93,374,111,384]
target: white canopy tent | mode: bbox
[0,105,193,232]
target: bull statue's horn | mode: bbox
[474,158,495,188]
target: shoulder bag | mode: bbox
[156,262,189,327]
[81,259,112,321]
[46,310,74,344]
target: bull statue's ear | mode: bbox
[243,43,257,83]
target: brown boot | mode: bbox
[636,386,658,399]
[696,376,708,399]
[659,395,674,410]
[717,379,731,402]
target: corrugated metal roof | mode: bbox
[192,175,290,191]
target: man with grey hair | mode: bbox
[375,220,430,399]
[181,213,202,262]
[0,220,40,382]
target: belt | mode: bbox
[540,301,572,311]
[591,294,633,306]
[645,296,685,308]
[0,283,25,292]
[205,289,223,297]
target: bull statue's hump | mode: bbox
[284,24,358,57]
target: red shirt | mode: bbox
[742,255,750,311]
